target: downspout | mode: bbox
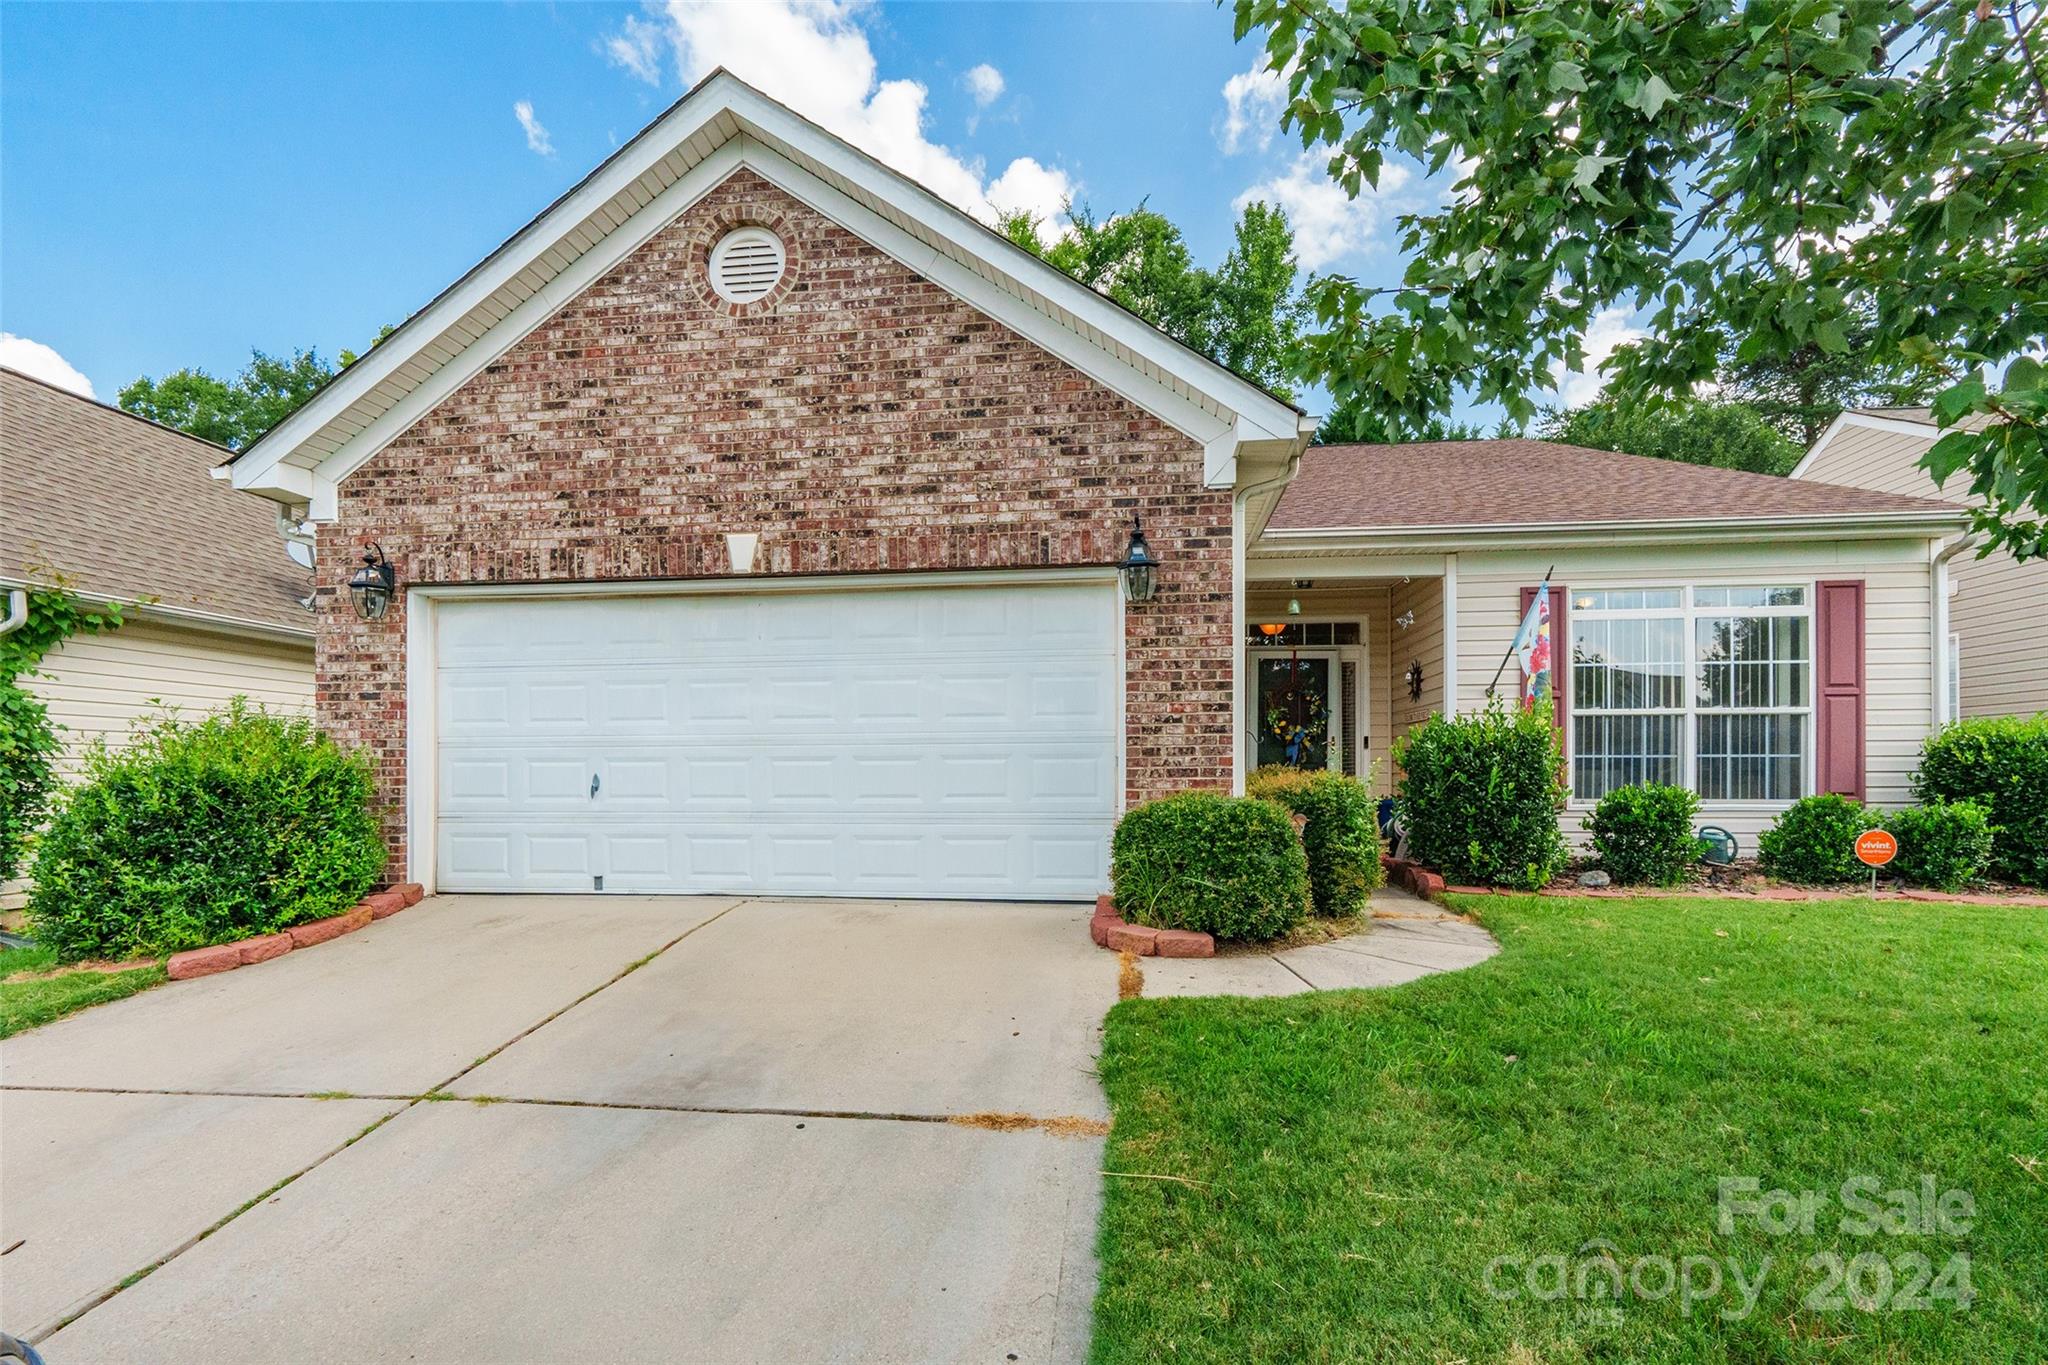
[1931,533,1975,728]
[1229,427,1312,794]
[0,588,26,640]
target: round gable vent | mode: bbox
[708,227,787,304]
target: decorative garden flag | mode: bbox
[1513,581,1553,712]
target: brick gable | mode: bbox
[318,169,1233,878]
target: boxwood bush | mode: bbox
[1883,798,1995,893]
[1913,715,2048,886]
[1110,791,1309,942]
[1584,783,1704,886]
[1247,766,1384,916]
[28,701,386,961]
[1756,793,1880,884]
[1392,698,1568,890]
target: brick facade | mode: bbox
[318,169,1235,880]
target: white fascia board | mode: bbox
[233,87,738,493]
[298,138,1245,516]
[1255,510,1971,554]
[1788,411,1938,480]
[720,84,1302,447]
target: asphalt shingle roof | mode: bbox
[1267,439,1967,533]
[1,367,313,634]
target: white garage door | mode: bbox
[431,581,1120,899]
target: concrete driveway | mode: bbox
[0,896,1116,1363]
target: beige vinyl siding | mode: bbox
[1798,421,2048,718]
[1797,421,1943,497]
[1388,574,1446,742]
[25,620,314,779]
[3,620,313,908]
[1951,544,2048,717]
[1246,584,1395,795]
[1450,540,1938,847]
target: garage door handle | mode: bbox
[590,773,600,799]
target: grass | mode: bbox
[1091,895,2048,1362]
[0,944,165,1038]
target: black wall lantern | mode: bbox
[348,544,397,621]
[1118,516,1160,604]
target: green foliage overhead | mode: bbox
[1757,793,1880,884]
[1247,765,1386,915]
[1003,200,1308,398]
[1716,313,1955,446]
[1914,714,2048,886]
[28,700,386,961]
[1539,398,1804,476]
[1392,698,1568,890]
[1584,782,1705,886]
[1234,0,2048,556]
[1110,791,1310,941]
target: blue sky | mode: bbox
[2,2,1575,418]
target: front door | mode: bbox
[1247,649,1343,772]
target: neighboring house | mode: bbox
[1,366,316,776]
[1792,407,2047,720]
[218,71,1968,899]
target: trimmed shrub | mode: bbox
[28,701,386,962]
[1914,715,2048,886]
[1883,799,1995,893]
[1584,783,1705,887]
[1392,698,1569,890]
[1111,792,1309,942]
[1756,793,1879,884]
[1248,765,1385,916]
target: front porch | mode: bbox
[1244,561,1456,796]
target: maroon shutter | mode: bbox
[1519,584,1569,738]
[1815,579,1866,800]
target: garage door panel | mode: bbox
[434,583,1117,898]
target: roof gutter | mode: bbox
[1255,509,1972,555]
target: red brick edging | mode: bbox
[165,884,425,981]
[1090,895,1215,958]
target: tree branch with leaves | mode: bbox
[1238,0,2048,554]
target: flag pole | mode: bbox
[1486,564,1555,698]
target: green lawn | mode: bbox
[1092,895,2048,1362]
[0,945,165,1039]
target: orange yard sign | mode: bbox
[1856,829,1899,868]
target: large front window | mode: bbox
[1571,586,1811,802]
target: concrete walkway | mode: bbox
[1138,888,1500,998]
[1,896,1113,1363]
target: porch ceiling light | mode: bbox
[1257,622,1288,637]
[1119,516,1160,604]
[348,544,397,621]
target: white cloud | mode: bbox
[963,63,1003,108]
[0,334,94,398]
[1219,63,1286,155]
[1235,153,1413,270]
[603,1,1074,228]
[514,100,555,157]
[1557,306,1647,407]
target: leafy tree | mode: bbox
[1539,398,1803,475]
[1716,315,1955,446]
[117,326,395,450]
[1315,393,1486,444]
[1003,200,1309,398]
[1235,0,2048,555]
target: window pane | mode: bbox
[1698,714,1806,801]
[1573,714,1683,800]
[1333,622,1361,646]
[1697,585,1804,608]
